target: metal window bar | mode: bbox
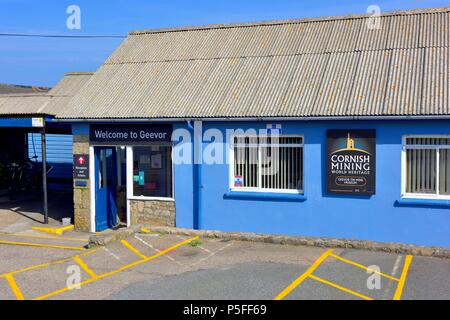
[234,135,303,192]
[405,136,450,196]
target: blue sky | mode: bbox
[0,0,448,87]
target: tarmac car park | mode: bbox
[0,229,449,300]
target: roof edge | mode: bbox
[129,6,450,35]
[54,115,450,122]
[64,72,95,76]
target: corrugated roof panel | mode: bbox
[422,47,449,114]
[355,16,391,51]
[86,64,141,118]
[218,56,272,117]
[282,53,330,116]
[47,73,92,97]
[314,51,360,115]
[163,59,220,117]
[420,12,450,48]
[384,48,424,115]
[131,61,193,117]
[348,50,392,115]
[251,55,300,116]
[0,95,49,115]
[387,14,420,49]
[326,18,363,52]
[296,20,334,54]
[65,65,119,117]
[105,35,141,64]
[192,57,245,117]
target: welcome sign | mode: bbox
[326,130,376,195]
[90,124,172,145]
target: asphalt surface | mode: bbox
[0,232,448,300]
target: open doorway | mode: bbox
[93,146,127,232]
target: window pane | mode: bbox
[133,146,172,197]
[406,137,450,146]
[439,149,450,195]
[233,135,303,192]
[406,148,437,194]
[261,145,303,190]
[234,144,258,188]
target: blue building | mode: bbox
[59,7,450,247]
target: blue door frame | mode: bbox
[94,147,118,231]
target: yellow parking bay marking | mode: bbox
[32,225,74,236]
[73,256,98,279]
[309,274,374,300]
[0,240,85,251]
[5,274,24,300]
[275,249,409,301]
[121,240,147,259]
[33,236,200,300]
[274,249,333,300]
[329,253,400,282]
[0,249,98,279]
[393,255,413,300]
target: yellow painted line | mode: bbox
[121,240,147,259]
[274,249,333,300]
[33,236,200,300]
[5,274,25,300]
[32,225,74,236]
[309,274,374,301]
[393,255,413,300]
[0,240,85,251]
[3,233,87,243]
[140,228,151,234]
[73,255,98,279]
[0,249,98,279]
[329,253,400,282]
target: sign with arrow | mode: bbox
[73,154,89,180]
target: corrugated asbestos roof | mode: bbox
[0,73,92,117]
[60,7,450,119]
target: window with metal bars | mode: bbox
[231,135,304,193]
[403,136,450,198]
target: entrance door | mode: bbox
[94,147,117,231]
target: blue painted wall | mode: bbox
[174,120,450,248]
[73,120,450,247]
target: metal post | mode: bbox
[41,127,48,224]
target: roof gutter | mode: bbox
[51,115,450,122]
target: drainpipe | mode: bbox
[187,121,203,230]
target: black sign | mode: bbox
[326,130,376,195]
[73,154,89,179]
[90,124,172,145]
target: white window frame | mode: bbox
[401,134,450,200]
[229,134,304,194]
[126,145,175,202]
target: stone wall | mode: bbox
[130,199,175,227]
[73,135,91,231]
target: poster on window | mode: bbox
[326,130,376,195]
[151,153,162,169]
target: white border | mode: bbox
[228,134,305,194]
[89,146,96,233]
[401,134,450,200]
[126,146,174,202]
